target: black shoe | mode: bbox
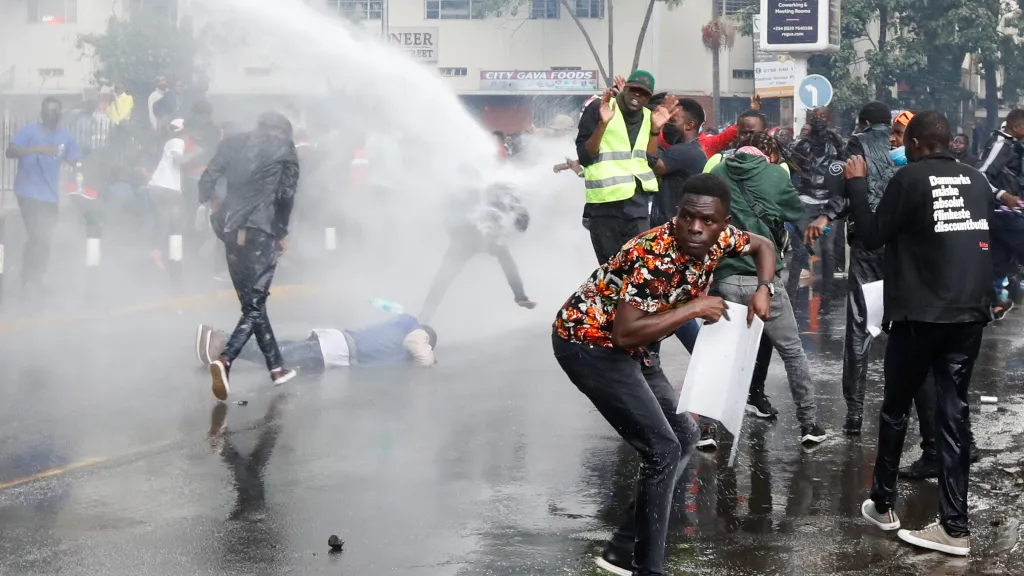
[898,457,938,480]
[843,415,863,436]
[696,424,718,451]
[746,393,779,419]
[800,424,828,445]
[594,546,632,576]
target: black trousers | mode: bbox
[420,227,527,322]
[240,333,326,372]
[870,321,983,538]
[842,242,885,419]
[589,215,650,264]
[912,375,976,462]
[16,195,59,287]
[553,335,699,576]
[221,228,284,371]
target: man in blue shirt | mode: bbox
[4,97,82,290]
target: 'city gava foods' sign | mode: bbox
[480,70,600,91]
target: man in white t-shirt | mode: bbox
[148,118,188,269]
[194,313,437,373]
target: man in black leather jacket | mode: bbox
[199,111,301,401]
[789,108,847,309]
[805,101,896,435]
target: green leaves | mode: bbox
[76,16,203,97]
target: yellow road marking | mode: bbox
[0,458,106,491]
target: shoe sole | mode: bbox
[745,404,778,419]
[594,557,632,576]
[195,325,207,366]
[696,441,718,451]
[897,529,969,556]
[861,500,900,531]
[210,361,230,401]
[273,369,297,386]
[801,433,828,445]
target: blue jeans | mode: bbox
[674,319,700,353]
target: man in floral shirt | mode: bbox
[553,173,776,576]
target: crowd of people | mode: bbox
[547,69,1012,574]
[4,68,1020,574]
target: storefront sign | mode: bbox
[479,70,599,91]
[388,27,438,62]
[759,0,839,53]
[753,14,795,98]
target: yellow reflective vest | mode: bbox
[583,106,658,203]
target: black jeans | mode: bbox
[240,333,326,372]
[16,195,59,287]
[553,335,699,576]
[589,215,650,264]
[870,321,983,538]
[421,227,527,322]
[221,228,284,371]
[842,242,885,419]
[147,185,183,253]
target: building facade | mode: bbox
[0,0,758,129]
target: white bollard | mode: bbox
[325,227,337,251]
[169,234,183,263]
[86,238,101,267]
[0,243,5,275]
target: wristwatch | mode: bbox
[757,280,775,297]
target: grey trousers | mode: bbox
[711,275,817,427]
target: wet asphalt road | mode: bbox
[2,197,1024,575]
[3,286,1024,576]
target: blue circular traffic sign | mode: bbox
[798,74,834,109]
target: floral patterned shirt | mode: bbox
[553,221,751,357]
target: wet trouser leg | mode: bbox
[486,242,528,302]
[869,322,982,537]
[914,375,975,462]
[16,195,59,288]
[747,334,774,401]
[588,215,650,264]
[832,218,847,274]
[713,276,817,427]
[553,335,698,576]
[815,229,835,305]
[989,210,1024,294]
[221,229,284,372]
[240,333,325,372]
[841,243,884,419]
[420,238,476,323]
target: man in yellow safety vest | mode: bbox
[576,70,674,263]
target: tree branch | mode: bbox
[632,0,657,73]
[559,0,610,86]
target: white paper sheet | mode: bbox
[862,280,884,337]
[676,303,764,467]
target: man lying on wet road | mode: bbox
[552,173,775,576]
[195,314,436,393]
[843,110,992,556]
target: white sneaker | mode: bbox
[196,325,213,366]
[898,521,970,556]
[210,360,230,401]
[861,499,900,531]
[594,556,631,576]
[272,368,297,386]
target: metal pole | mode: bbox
[381,0,389,40]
